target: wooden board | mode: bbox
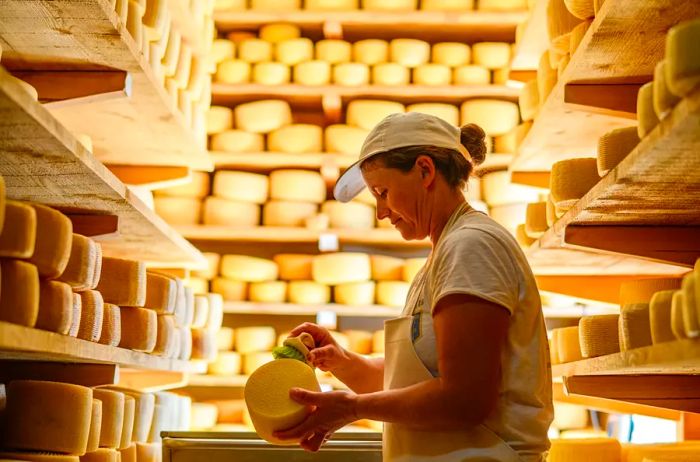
[168,0,209,57]
[213,10,525,43]
[0,0,212,170]
[0,321,206,373]
[224,301,401,318]
[509,0,548,71]
[511,0,700,171]
[0,67,207,267]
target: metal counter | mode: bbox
[162,431,383,462]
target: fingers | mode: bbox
[274,416,315,441]
[300,432,327,452]
[288,387,321,406]
[289,322,328,346]
[307,344,336,362]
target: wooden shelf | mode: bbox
[212,83,520,110]
[509,0,548,72]
[0,321,206,373]
[511,0,700,172]
[224,301,401,318]
[213,10,526,42]
[167,0,209,58]
[0,0,212,170]
[0,67,207,267]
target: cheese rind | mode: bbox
[524,202,548,238]
[333,62,370,86]
[288,281,331,304]
[202,197,260,227]
[213,171,269,204]
[293,61,331,86]
[36,280,73,335]
[0,259,40,327]
[154,197,202,225]
[28,204,73,279]
[211,278,248,301]
[88,399,103,452]
[556,326,583,363]
[0,201,37,258]
[325,124,369,155]
[312,253,371,285]
[98,303,122,347]
[402,258,426,283]
[253,62,291,85]
[682,272,699,338]
[665,18,700,97]
[370,255,404,281]
[235,326,276,354]
[413,64,452,85]
[153,315,178,357]
[321,200,375,230]
[78,290,104,342]
[471,42,511,69]
[431,42,470,67]
[92,389,125,449]
[578,315,620,358]
[268,124,323,153]
[221,255,279,282]
[269,170,326,203]
[389,39,430,68]
[597,126,640,176]
[209,351,243,375]
[549,157,599,207]
[637,82,659,138]
[619,277,682,305]
[273,254,314,280]
[238,39,273,63]
[619,303,652,351]
[96,257,146,307]
[210,130,265,152]
[335,281,376,306]
[519,79,539,122]
[68,292,83,337]
[352,39,389,65]
[372,63,410,85]
[156,172,210,198]
[120,396,135,450]
[234,100,292,134]
[118,307,158,352]
[376,281,410,307]
[263,201,318,227]
[653,60,681,118]
[145,272,177,313]
[346,100,405,130]
[276,38,314,65]
[315,39,352,64]
[453,65,491,85]
[649,289,677,344]
[259,24,301,43]
[460,99,519,136]
[249,281,288,303]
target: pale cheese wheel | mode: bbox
[353,39,389,65]
[312,252,371,285]
[432,42,471,67]
[161,28,181,77]
[364,0,417,10]
[263,201,318,226]
[238,39,273,63]
[192,252,220,280]
[191,327,217,360]
[406,103,459,126]
[208,351,243,375]
[325,124,370,155]
[422,0,473,9]
[276,38,314,65]
[144,272,177,313]
[524,202,547,238]
[653,60,681,119]
[119,307,157,352]
[210,130,265,152]
[87,399,103,452]
[346,99,405,130]
[152,315,178,357]
[549,158,599,206]
[537,50,558,103]
[92,388,125,449]
[226,31,257,43]
[306,0,358,9]
[288,280,331,304]
[99,303,122,347]
[596,126,640,176]
[191,294,209,328]
[649,289,676,344]
[234,100,292,133]
[472,42,511,69]
[211,278,248,301]
[253,62,291,85]
[68,292,83,338]
[119,396,135,449]
[453,65,491,85]
[637,82,659,139]
[389,39,430,68]
[28,204,72,279]
[205,106,233,135]
[333,62,370,86]
[273,254,313,281]
[372,63,410,85]
[460,99,519,136]
[154,197,201,225]
[210,39,235,66]
[236,326,276,354]
[216,327,235,351]
[564,0,594,19]
[619,303,652,351]
[213,171,269,204]
[569,19,591,56]
[208,293,225,330]
[269,169,326,203]
[370,255,404,281]
[321,200,375,229]
[548,438,620,461]
[665,19,700,97]
[519,79,539,122]
[221,255,278,282]
[203,197,260,227]
[343,329,373,354]
[249,281,288,303]
[578,314,620,358]
[97,257,146,307]
[77,290,104,342]
[682,272,699,338]
[0,200,37,259]
[492,67,509,85]
[268,124,323,153]
[189,403,218,430]
[216,59,251,84]
[335,281,375,305]
[155,172,210,199]
[376,281,410,307]
[372,330,385,353]
[259,24,301,44]
[478,0,527,9]
[546,0,581,40]
[316,40,352,64]
[413,64,452,85]
[292,60,331,86]
[58,234,98,290]
[481,170,541,206]
[402,257,426,283]
[671,290,687,340]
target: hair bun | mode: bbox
[459,123,487,166]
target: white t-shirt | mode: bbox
[403,206,553,460]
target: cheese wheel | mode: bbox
[563,0,594,19]
[152,315,177,356]
[649,290,676,344]
[97,257,146,307]
[549,331,560,365]
[156,172,210,200]
[288,281,331,304]
[548,438,620,461]
[333,62,370,86]
[191,294,209,328]
[481,170,541,206]
[554,326,583,363]
[204,399,245,424]
[407,103,459,126]
[402,258,426,282]
[293,60,331,85]
[221,255,278,282]
[636,82,659,138]
[665,18,700,97]
[192,253,220,280]
[619,303,652,351]
[325,124,369,155]
[273,254,314,280]
[519,79,539,122]
[154,197,202,225]
[209,351,243,375]
[682,272,699,338]
[238,39,273,63]
[515,224,536,248]
[524,202,547,238]
[364,0,417,10]
[27,204,72,279]
[0,201,37,259]
[119,444,136,462]
[549,158,599,207]
[234,100,292,133]
[597,126,640,176]
[210,39,235,66]
[4,380,93,455]
[244,359,321,445]
[191,328,217,360]
[306,0,358,9]
[236,326,276,354]
[269,170,326,203]
[87,399,103,452]
[413,64,452,85]
[653,60,681,119]
[259,24,301,44]
[478,0,527,9]
[353,39,389,65]
[92,389,125,449]
[226,31,257,44]
[77,290,104,342]
[312,253,370,285]
[376,281,410,307]
[144,272,177,313]
[119,307,157,352]
[120,396,135,449]
[0,453,79,462]
[161,28,181,77]
[135,442,161,462]
[98,303,121,347]
[216,327,236,351]
[370,255,404,281]
[671,290,687,340]
[578,314,620,358]
[569,19,591,55]
[109,389,155,444]
[372,330,385,353]
[547,0,581,40]
[389,39,430,68]
[212,171,269,204]
[249,281,288,303]
[321,200,375,229]
[371,63,410,85]
[345,95,397,134]
[537,50,558,103]
[179,326,193,359]
[471,42,511,69]
[186,277,210,295]
[36,280,73,335]
[211,277,248,301]
[453,65,491,85]
[253,62,291,85]
[619,277,682,305]
[421,0,473,8]
[268,124,323,153]
[263,201,318,227]
[335,281,376,306]
[343,329,373,354]
[460,99,519,136]
[210,130,265,152]
[205,106,234,136]
[189,403,217,430]
[431,42,470,67]
[67,292,83,337]
[316,39,352,64]
[276,38,314,65]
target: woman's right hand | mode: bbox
[289,322,352,374]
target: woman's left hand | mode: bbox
[273,388,359,452]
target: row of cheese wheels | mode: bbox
[215,0,528,12]
[550,268,699,364]
[547,437,700,462]
[0,380,189,457]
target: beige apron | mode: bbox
[382,203,521,462]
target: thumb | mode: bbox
[289,387,320,405]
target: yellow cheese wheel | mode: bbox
[216,59,250,84]
[191,294,210,328]
[202,197,260,227]
[432,42,470,67]
[334,281,376,305]
[578,314,620,358]
[236,326,277,354]
[548,438,620,461]
[665,18,700,97]
[87,399,103,452]
[288,280,331,304]
[221,255,278,282]
[637,81,659,139]
[209,40,235,67]
[460,99,519,136]
[92,389,125,449]
[234,100,292,134]
[597,126,640,176]
[238,39,273,63]
[325,124,370,155]
[333,62,370,86]
[0,201,37,259]
[216,327,236,351]
[343,329,373,354]
[28,204,73,279]
[153,197,202,225]
[293,60,331,85]
[370,255,405,281]
[98,303,122,347]
[268,124,323,153]
[653,60,681,119]
[389,39,430,67]
[402,257,426,282]
[77,290,104,342]
[619,277,682,305]
[569,19,591,56]
[273,254,314,280]
[259,24,301,44]
[252,62,291,85]
[269,170,327,203]
[156,172,210,199]
[96,257,146,307]
[353,40,389,65]
[619,303,652,351]
[376,281,410,307]
[649,290,676,344]
[315,39,352,64]
[306,0,358,9]
[524,201,547,238]
[537,50,558,103]
[321,200,375,229]
[472,42,511,69]
[119,396,135,449]
[210,130,265,152]
[119,307,157,352]
[682,272,699,338]
[208,351,243,375]
[249,281,288,303]
[413,64,452,85]
[549,158,599,209]
[192,252,220,280]
[555,326,583,363]
[515,224,536,248]
[372,63,410,85]
[263,201,318,227]
[453,65,491,84]
[152,314,178,357]
[35,279,73,335]
[191,327,217,360]
[211,277,248,301]
[478,0,527,10]
[144,272,177,313]
[213,171,269,204]
[421,0,473,9]
[276,38,314,65]
[346,99,405,130]
[364,0,417,10]
[312,252,371,285]
[519,79,539,122]
[546,0,581,40]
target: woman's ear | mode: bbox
[415,155,436,187]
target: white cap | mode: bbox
[333,112,470,202]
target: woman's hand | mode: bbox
[273,388,359,452]
[289,323,352,374]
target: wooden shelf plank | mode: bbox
[0,0,212,170]
[213,10,526,42]
[509,0,548,71]
[551,339,700,378]
[0,321,206,373]
[211,83,520,109]
[0,67,207,267]
[224,301,401,318]
[167,0,209,58]
[511,0,700,172]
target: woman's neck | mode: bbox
[429,190,467,246]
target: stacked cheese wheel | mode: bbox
[549,268,697,365]
[480,169,543,237]
[185,252,430,308]
[214,0,527,12]
[0,381,190,462]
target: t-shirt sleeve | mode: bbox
[428,227,519,315]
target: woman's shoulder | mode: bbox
[446,209,517,248]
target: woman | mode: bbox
[274,112,553,461]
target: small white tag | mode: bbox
[318,233,339,252]
[316,310,337,330]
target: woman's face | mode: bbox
[361,157,434,240]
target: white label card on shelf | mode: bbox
[316,310,337,330]
[318,233,339,252]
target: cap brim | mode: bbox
[333,160,366,203]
